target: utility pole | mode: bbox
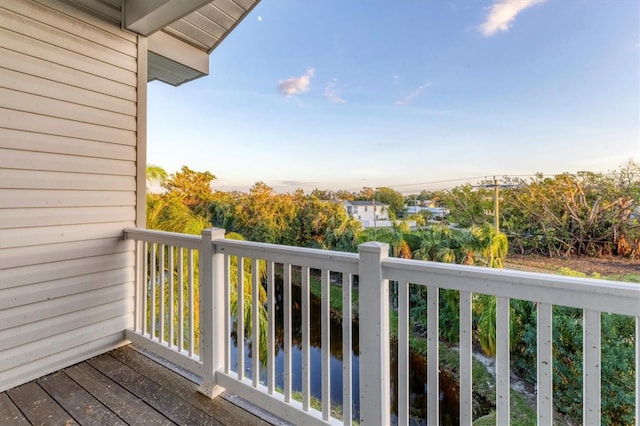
[477,177,514,232]
[494,176,499,231]
[372,197,377,239]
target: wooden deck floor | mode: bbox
[0,345,277,425]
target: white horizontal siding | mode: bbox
[0,206,136,228]
[1,0,136,52]
[0,67,136,115]
[0,267,133,310]
[0,239,131,270]
[0,300,130,351]
[0,329,129,393]
[0,189,136,208]
[0,222,134,249]
[0,129,136,160]
[0,46,136,102]
[0,171,135,191]
[0,0,139,392]
[0,251,134,289]
[1,283,132,333]
[0,109,136,145]
[0,87,137,131]
[0,149,136,175]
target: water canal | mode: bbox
[230,274,460,424]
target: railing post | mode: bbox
[358,241,390,425]
[198,227,226,398]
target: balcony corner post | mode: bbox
[198,227,226,398]
[358,241,390,425]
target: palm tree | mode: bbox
[358,213,413,259]
[473,225,508,268]
[472,225,512,355]
[455,228,481,265]
[146,164,168,189]
[413,224,457,262]
[147,194,210,234]
[225,232,269,362]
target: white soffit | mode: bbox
[125,0,213,37]
[147,31,209,86]
[62,0,260,86]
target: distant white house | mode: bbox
[343,201,390,228]
[406,204,450,220]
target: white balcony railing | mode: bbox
[123,227,640,425]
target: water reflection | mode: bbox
[230,273,459,424]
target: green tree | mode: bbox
[334,190,356,201]
[146,164,168,188]
[354,187,376,204]
[374,187,406,217]
[360,214,412,258]
[442,183,493,227]
[146,165,215,234]
[506,169,638,257]
[309,188,335,200]
[473,225,508,268]
[147,194,210,234]
[163,166,216,212]
[225,232,269,361]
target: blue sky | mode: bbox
[148,0,639,194]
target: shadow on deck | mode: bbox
[0,345,282,425]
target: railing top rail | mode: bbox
[383,257,640,317]
[123,227,201,250]
[213,238,360,275]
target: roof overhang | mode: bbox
[147,31,209,86]
[124,0,213,36]
[62,0,259,86]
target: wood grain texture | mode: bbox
[0,393,30,426]
[6,382,76,425]
[1,345,273,425]
[37,371,127,426]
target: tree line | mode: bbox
[426,160,639,259]
[148,160,639,261]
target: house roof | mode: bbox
[344,201,389,207]
[64,0,259,86]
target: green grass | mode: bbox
[557,266,640,283]
[605,273,640,283]
[276,387,359,424]
[309,275,346,311]
[472,391,536,426]
[390,314,538,424]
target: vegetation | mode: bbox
[209,182,361,250]
[435,160,640,258]
[145,161,638,425]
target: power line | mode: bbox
[342,172,564,193]
[386,176,490,188]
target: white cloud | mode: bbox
[479,0,546,37]
[324,80,346,103]
[395,83,432,106]
[277,68,315,97]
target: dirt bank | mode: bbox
[505,254,639,279]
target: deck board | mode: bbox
[0,345,274,425]
[0,392,30,426]
[87,354,218,426]
[37,370,127,426]
[6,381,77,425]
[108,346,269,425]
[65,362,173,426]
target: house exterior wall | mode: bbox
[343,202,389,223]
[0,0,140,392]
